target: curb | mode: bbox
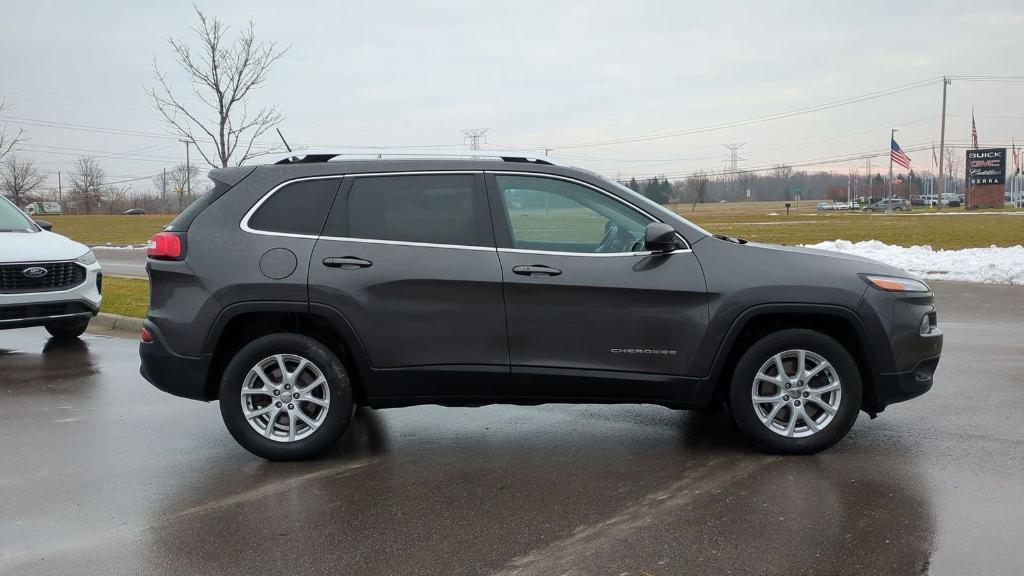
[88,312,144,339]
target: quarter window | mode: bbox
[248,179,340,236]
[496,175,650,253]
[345,174,484,246]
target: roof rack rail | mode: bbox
[269,148,566,167]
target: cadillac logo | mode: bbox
[22,266,49,279]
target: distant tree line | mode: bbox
[621,165,963,210]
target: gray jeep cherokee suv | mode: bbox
[139,152,942,460]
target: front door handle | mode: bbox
[323,257,373,270]
[512,264,562,277]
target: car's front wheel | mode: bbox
[219,333,353,460]
[45,319,89,339]
[728,329,862,454]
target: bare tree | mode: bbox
[771,164,794,199]
[943,148,964,195]
[0,155,46,206]
[103,184,132,214]
[69,157,104,215]
[0,99,25,161]
[151,163,202,211]
[686,171,709,213]
[667,180,686,213]
[146,7,289,168]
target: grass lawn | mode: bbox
[682,209,1023,250]
[100,276,149,319]
[46,215,172,246]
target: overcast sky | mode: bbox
[2,0,1022,191]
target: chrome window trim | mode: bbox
[317,235,496,252]
[497,247,691,258]
[239,172,490,250]
[487,171,691,252]
[238,170,692,255]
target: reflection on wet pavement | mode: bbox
[0,281,1022,575]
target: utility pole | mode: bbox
[180,139,192,205]
[889,129,897,198]
[937,77,951,211]
[57,171,62,204]
[462,128,489,150]
[865,157,872,199]
[161,168,167,213]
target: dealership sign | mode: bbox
[967,148,1007,186]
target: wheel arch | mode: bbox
[202,302,371,402]
[705,304,877,412]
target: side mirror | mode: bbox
[644,222,678,253]
[35,219,53,231]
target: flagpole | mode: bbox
[889,129,896,198]
[937,77,950,211]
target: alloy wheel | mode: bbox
[240,354,331,442]
[750,349,842,438]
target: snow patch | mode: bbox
[91,244,148,250]
[802,240,1024,285]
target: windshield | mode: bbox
[0,197,37,232]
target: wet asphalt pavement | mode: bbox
[94,249,147,278]
[1,281,1022,575]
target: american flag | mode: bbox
[971,111,979,148]
[891,138,911,169]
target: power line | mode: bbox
[547,77,942,149]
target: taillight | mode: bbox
[147,232,185,260]
[140,327,153,343]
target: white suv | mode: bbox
[0,196,102,338]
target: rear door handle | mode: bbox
[323,257,373,270]
[512,264,562,277]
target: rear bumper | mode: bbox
[139,320,213,401]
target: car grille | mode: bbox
[0,262,87,293]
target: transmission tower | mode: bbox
[723,143,745,196]
[462,128,489,150]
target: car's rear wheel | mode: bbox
[219,333,352,461]
[728,329,861,454]
[44,319,89,339]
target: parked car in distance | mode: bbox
[816,202,835,211]
[23,201,62,216]
[863,198,911,213]
[139,150,943,460]
[0,195,102,339]
[123,208,146,215]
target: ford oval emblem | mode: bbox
[22,266,49,279]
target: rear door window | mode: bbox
[328,174,490,247]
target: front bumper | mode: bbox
[857,286,943,413]
[0,261,102,330]
[139,320,213,401]
[870,354,941,410]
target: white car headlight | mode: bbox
[76,250,97,266]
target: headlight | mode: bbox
[862,274,930,292]
[76,250,97,266]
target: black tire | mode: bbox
[894,207,903,213]
[219,333,353,461]
[728,329,862,455]
[44,319,89,339]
